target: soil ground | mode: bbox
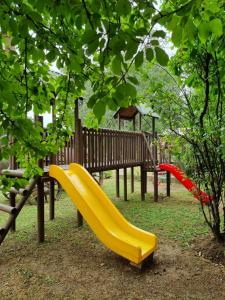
[0,178,225,299]
[0,230,225,300]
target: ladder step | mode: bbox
[0,204,17,214]
[9,187,29,196]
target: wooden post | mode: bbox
[36,116,45,243]
[49,180,55,220]
[37,174,45,243]
[116,169,120,198]
[49,99,56,220]
[118,114,121,130]
[144,170,147,193]
[154,170,158,202]
[139,113,142,131]
[124,168,127,201]
[141,166,145,201]
[166,171,171,197]
[131,167,134,193]
[152,116,157,165]
[9,192,16,232]
[133,115,136,131]
[74,99,83,227]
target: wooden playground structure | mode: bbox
[0,100,171,246]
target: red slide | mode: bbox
[159,163,211,204]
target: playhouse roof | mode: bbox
[113,104,159,120]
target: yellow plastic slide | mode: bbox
[49,163,157,265]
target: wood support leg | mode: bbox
[9,192,16,232]
[49,180,55,220]
[124,168,127,201]
[141,166,145,201]
[37,177,45,243]
[116,169,120,198]
[166,171,171,197]
[154,171,158,202]
[131,167,134,193]
[144,171,147,193]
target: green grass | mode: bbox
[0,176,209,248]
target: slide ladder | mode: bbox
[159,163,211,203]
[49,163,157,265]
[0,178,38,245]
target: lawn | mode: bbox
[1,175,225,300]
[0,173,209,248]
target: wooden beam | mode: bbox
[49,180,55,220]
[74,99,84,227]
[131,167,134,193]
[116,169,120,198]
[0,203,17,214]
[133,115,136,131]
[37,116,45,243]
[9,193,16,231]
[141,166,145,201]
[124,168,127,201]
[154,170,158,202]
[139,113,142,131]
[37,175,45,243]
[166,171,171,197]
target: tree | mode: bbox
[0,0,172,179]
[147,0,225,241]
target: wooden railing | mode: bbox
[46,127,170,172]
[82,128,152,171]
[9,124,171,171]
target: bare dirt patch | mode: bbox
[0,227,225,300]
[193,235,225,265]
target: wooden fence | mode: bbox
[45,127,170,172]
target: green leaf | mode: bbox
[69,57,82,72]
[46,51,56,63]
[87,94,97,108]
[111,57,122,75]
[115,0,131,16]
[171,27,182,47]
[83,29,98,43]
[135,51,143,69]
[146,48,154,62]
[184,18,196,41]
[152,30,166,38]
[151,40,159,46]
[111,37,126,54]
[127,76,139,85]
[209,19,223,37]
[124,82,137,98]
[198,22,210,42]
[93,101,106,121]
[18,21,28,37]
[155,47,169,66]
[125,39,138,60]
